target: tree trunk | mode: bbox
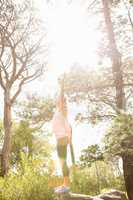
[95,161,101,194]
[101,0,133,199]
[1,90,12,176]
[102,0,125,111]
[122,155,133,200]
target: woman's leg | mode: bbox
[57,143,70,187]
[59,158,69,186]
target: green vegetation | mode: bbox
[70,162,125,195]
[70,144,125,195]
[0,155,56,200]
[0,155,125,199]
[104,114,133,157]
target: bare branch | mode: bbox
[88,0,98,10]
[0,60,9,82]
[23,67,45,84]
[9,45,17,83]
[11,66,44,104]
[14,15,33,48]
[125,89,133,101]
[94,113,117,119]
[102,99,118,113]
[0,68,6,90]
[87,83,115,91]
[4,54,12,70]
[1,29,17,85]
[11,79,25,104]
[124,83,133,87]
[122,0,133,33]
[0,33,5,58]
[13,55,29,82]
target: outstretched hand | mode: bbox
[58,78,64,88]
[58,74,66,88]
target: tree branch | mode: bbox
[0,68,6,90]
[88,0,98,10]
[11,67,44,104]
[122,0,133,33]
[125,89,133,101]
[0,33,5,58]
[0,60,9,82]
[11,78,25,104]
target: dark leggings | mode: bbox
[57,142,69,177]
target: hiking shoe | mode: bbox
[54,186,70,193]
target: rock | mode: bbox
[98,190,127,200]
[55,192,103,200]
[55,190,127,200]
[98,194,121,200]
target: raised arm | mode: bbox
[58,76,65,112]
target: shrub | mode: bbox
[70,162,125,195]
[0,154,56,200]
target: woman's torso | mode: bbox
[52,111,71,140]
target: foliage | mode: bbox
[11,121,35,162]
[77,144,125,194]
[0,111,54,167]
[0,154,56,200]
[64,67,116,124]
[104,113,133,157]
[80,144,104,168]
[11,120,54,167]
[10,95,55,165]
[70,161,125,195]
[0,149,125,199]
[15,95,55,127]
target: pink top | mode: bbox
[52,111,71,139]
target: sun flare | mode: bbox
[38,0,101,77]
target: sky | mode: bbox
[33,0,102,82]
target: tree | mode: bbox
[15,94,55,128]
[11,120,35,164]
[11,95,55,165]
[11,120,53,169]
[80,144,104,168]
[104,114,133,200]
[0,95,55,169]
[101,1,133,199]
[102,0,125,111]
[0,0,46,176]
[80,144,104,193]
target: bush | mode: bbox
[0,154,56,200]
[70,167,101,195]
[70,161,125,195]
[0,172,55,200]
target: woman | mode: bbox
[52,79,72,189]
